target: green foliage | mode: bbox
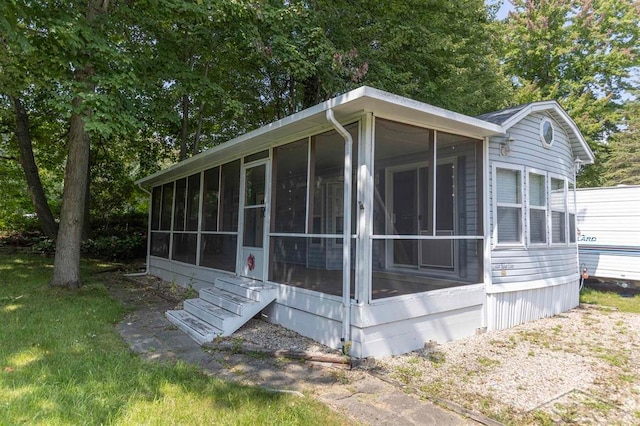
[0,253,347,425]
[499,0,640,187]
[603,98,640,185]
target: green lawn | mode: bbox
[580,286,640,314]
[0,253,348,425]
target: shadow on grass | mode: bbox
[0,253,345,425]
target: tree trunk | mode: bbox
[50,0,106,288]
[11,96,59,239]
[179,93,190,161]
[50,97,91,288]
[192,62,210,156]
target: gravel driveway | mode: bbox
[376,304,640,425]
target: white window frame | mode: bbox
[568,180,577,244]
[548,173,568,246]
[526,169,548,246]
[493,163,525,248]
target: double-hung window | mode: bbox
[550,176,566,244]
[495,166,523,245]
[528,172,547,244]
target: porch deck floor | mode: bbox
[269,262,478,299]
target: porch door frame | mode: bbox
[236,157,271,281]
[384,159,458,271]
[385,161,429,269]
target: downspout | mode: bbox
[326,108,352,355]
[125,183,152,276]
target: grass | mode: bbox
[0,253,348,425]
[580,287,640,313]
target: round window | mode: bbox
[540,118,554,148]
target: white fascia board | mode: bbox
[499,100,596,165]
[137,86,504,187]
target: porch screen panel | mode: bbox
[221,160,240,232]
[202,166,220,231]
[371,120,483,300]
[186,173,200,231]
[199,161,238,272]
[268,123,358,297]
[269,236,355,298]
[150,182,173,258]
[173,178,187,231]
[160,182,174,231]
[311,124,359,235]
[200,234,237,272]
[273,139,308,233]
[150,186,161,231]
[171,173,200,264]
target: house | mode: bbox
[137,87,595,358]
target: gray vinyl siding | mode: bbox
[489,112,578,285]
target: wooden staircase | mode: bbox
[166,276,277,345]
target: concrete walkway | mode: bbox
[109,277,482,425]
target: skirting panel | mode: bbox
[148,257,232,291]
[487,278,579,330]
[351,305,483,358]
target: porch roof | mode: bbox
[138,86,504,187]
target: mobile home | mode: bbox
[137,87,594,358]
[576,186,640,284]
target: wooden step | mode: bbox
[165,310,222,344]
[199,287,255,316]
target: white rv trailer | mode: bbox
[576,185,640,284]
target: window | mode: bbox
[494,165,575,248]
[568,181,576,243]
[528,173,546,244]
[540,118,554,148]
[550,177,566,244]
[496,167,523,244]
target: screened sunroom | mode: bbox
[146,115,487,301]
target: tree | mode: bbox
[603,98,640,185]
[499,0,640,187]
[10,96,59,238]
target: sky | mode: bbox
[493,1,515,20]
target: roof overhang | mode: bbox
[137,86,504,187]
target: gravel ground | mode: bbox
[139,276,640,424]
[226,305,640,425]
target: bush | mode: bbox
[81,233,146,260]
